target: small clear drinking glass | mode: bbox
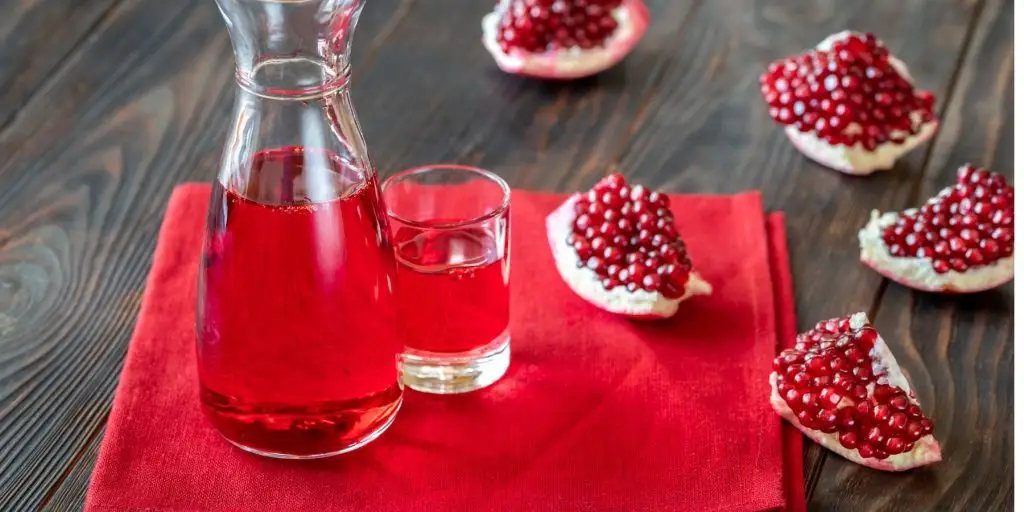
[381,165,512,394]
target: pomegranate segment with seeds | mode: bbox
[481,0,650,80]
[759,31,938,175]
[545,173,711,319]
[859,164,1014,293]
[770,313,942,471]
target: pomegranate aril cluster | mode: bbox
[566,174,693,298]
[773,316,933,460]
[497,0,623,53]
[882,165,1013,274]
[759,32,935,150]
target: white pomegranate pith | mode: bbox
[771,313,941,471]
[859,164,1013,293]
[482,0,650,80]
[760,31,938,175]
[545,174,710,319]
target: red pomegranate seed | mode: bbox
[566,173,695,298]
[496,0,625,54]
[772,313,940,463]
[880,165,1013,271]
[759,31,935,148]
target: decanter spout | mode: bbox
[213,0,365,94]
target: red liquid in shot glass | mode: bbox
[197,147,403,457]
[393,221,511,354]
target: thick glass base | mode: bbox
[222,395,402,460]
[400,332,511,394]
[201,381,404,460]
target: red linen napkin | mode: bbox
[86,184,804,512]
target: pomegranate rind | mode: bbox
[481,0,650,80]
[780,31,938,176]
[770,374,942,471]
[770,313,942,471]
[545,193,711,319]
[858,210,1014,293]
[784,119,937,176]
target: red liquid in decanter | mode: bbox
[197,146,402,457]
[393,223,511,354]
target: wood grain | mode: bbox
[590,0,982,492]
[0,0,124,131]
[0,0,1011,509]
[0,0,426,508]
[40,428,103,511]
[30,0,700,503]
[613,0,978,328]
[355,0,697,193]
[0,1,231,508]
[808,0,1014,509]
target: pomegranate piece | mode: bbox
[859,164,1014,293]
[770,313,942,471]
[545,173,711,319]
[759,31,938,175]
[481,0,650,80]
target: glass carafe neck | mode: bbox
[214,0,364,97]
[213,0,374,204]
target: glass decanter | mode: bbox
[197,0,402,459]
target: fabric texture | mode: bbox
[86,184,804,511]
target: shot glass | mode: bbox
[381,165,511,394]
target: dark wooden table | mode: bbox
[0,0,1013,510]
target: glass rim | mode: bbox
[381,164,511,230]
